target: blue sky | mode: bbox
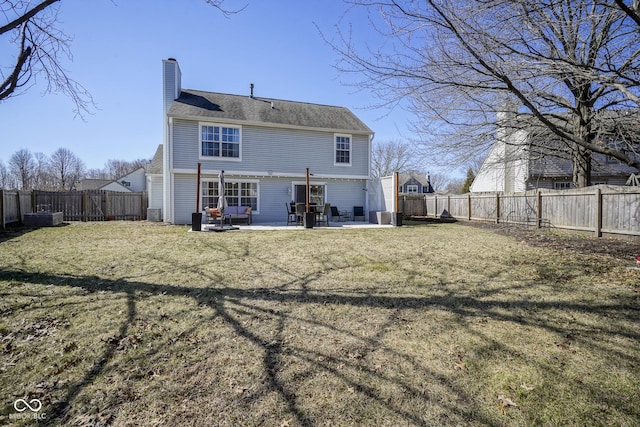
[1,0,419,172]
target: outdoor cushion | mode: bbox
[205,206,252,224]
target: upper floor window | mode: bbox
[406,184,419,193]
[201,124,241,160]
[335,134,351,166]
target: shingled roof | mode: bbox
[168,89,373,134]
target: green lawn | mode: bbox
[0,221,638,426]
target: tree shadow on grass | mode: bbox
[1,259,638,425]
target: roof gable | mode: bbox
[168,89,373,134]
[148,144,163,174]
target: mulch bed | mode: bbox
[462,221,640,263]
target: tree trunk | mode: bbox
[572,144,591,188]
[572,104,593,188]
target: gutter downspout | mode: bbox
[365,132,375,219]
[163,117,173,223]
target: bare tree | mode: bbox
[445,179,465,195]
[1,0,243,117]
[426,172,449,192]
[104,158,149,180]
[371,139,421,178]
[84,168,109,180]
[31,151,51,189]
[8,148,34,190]
[49,147,85,190]
[0,160,12,189]
[331,0,640,187]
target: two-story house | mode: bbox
[399,172,434,194]
[471,110,639,192]
[150,59,374,224]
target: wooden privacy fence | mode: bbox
[1,190,147,228]
[403,185,640,238]
[34,190,148,221]
[1,190,33,229]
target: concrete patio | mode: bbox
[196,220,394,232]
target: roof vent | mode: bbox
[250,83,254,98]
[271,102,274,109]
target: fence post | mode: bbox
[0,190,4,230]
[16,191,22,224]
[496,193,500,224]
[537,190,543,228]
[105,191,111,220]
[467,194,471,221]
[595,188,602,237]
[83,191,89,222]
[142,192,148,219]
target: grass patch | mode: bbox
[0,221,638,426]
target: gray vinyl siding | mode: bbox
[172,119,200,168]
[163,61,179,115]
[172,120,369,177]
[325,180,367,214]
[174,174,198,225]
[148,176,163,209]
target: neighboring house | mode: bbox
[77,167,147,192]
[399,172,434,194]
[154,58,374,224]
[471,111,639,192]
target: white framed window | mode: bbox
[334,134,351,166]
[202,179,259,213]
[200,123,241,160]
[406,184,419,193]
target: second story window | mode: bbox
[406,184,419,193]
[201,124,241,159]
[335,134,351,166]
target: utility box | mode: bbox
[147,208,162,222]
[23,212,63,227]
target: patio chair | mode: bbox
[330,206,343,222]
[353,206,365,221]
[294,203,305,225]
[317,203,330,226]
[286,203,296,225]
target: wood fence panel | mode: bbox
[425,186,640,238]
[109,192,146,220]
[469,194,497,221]
[601,190,640,235]
[426,196,436,216]
[542,192,594,230]
[33,190,147,222]
[0,191,33,229]
[500,193,537,222]
[400,195,427,216]
[2,191,20,226]
[35,191,84,220]
[448,195,468,218]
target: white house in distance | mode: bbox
[471,109,638,192]
[77,167,147,192]
[149,58,374,224]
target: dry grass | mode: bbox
[0,221,638,426]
